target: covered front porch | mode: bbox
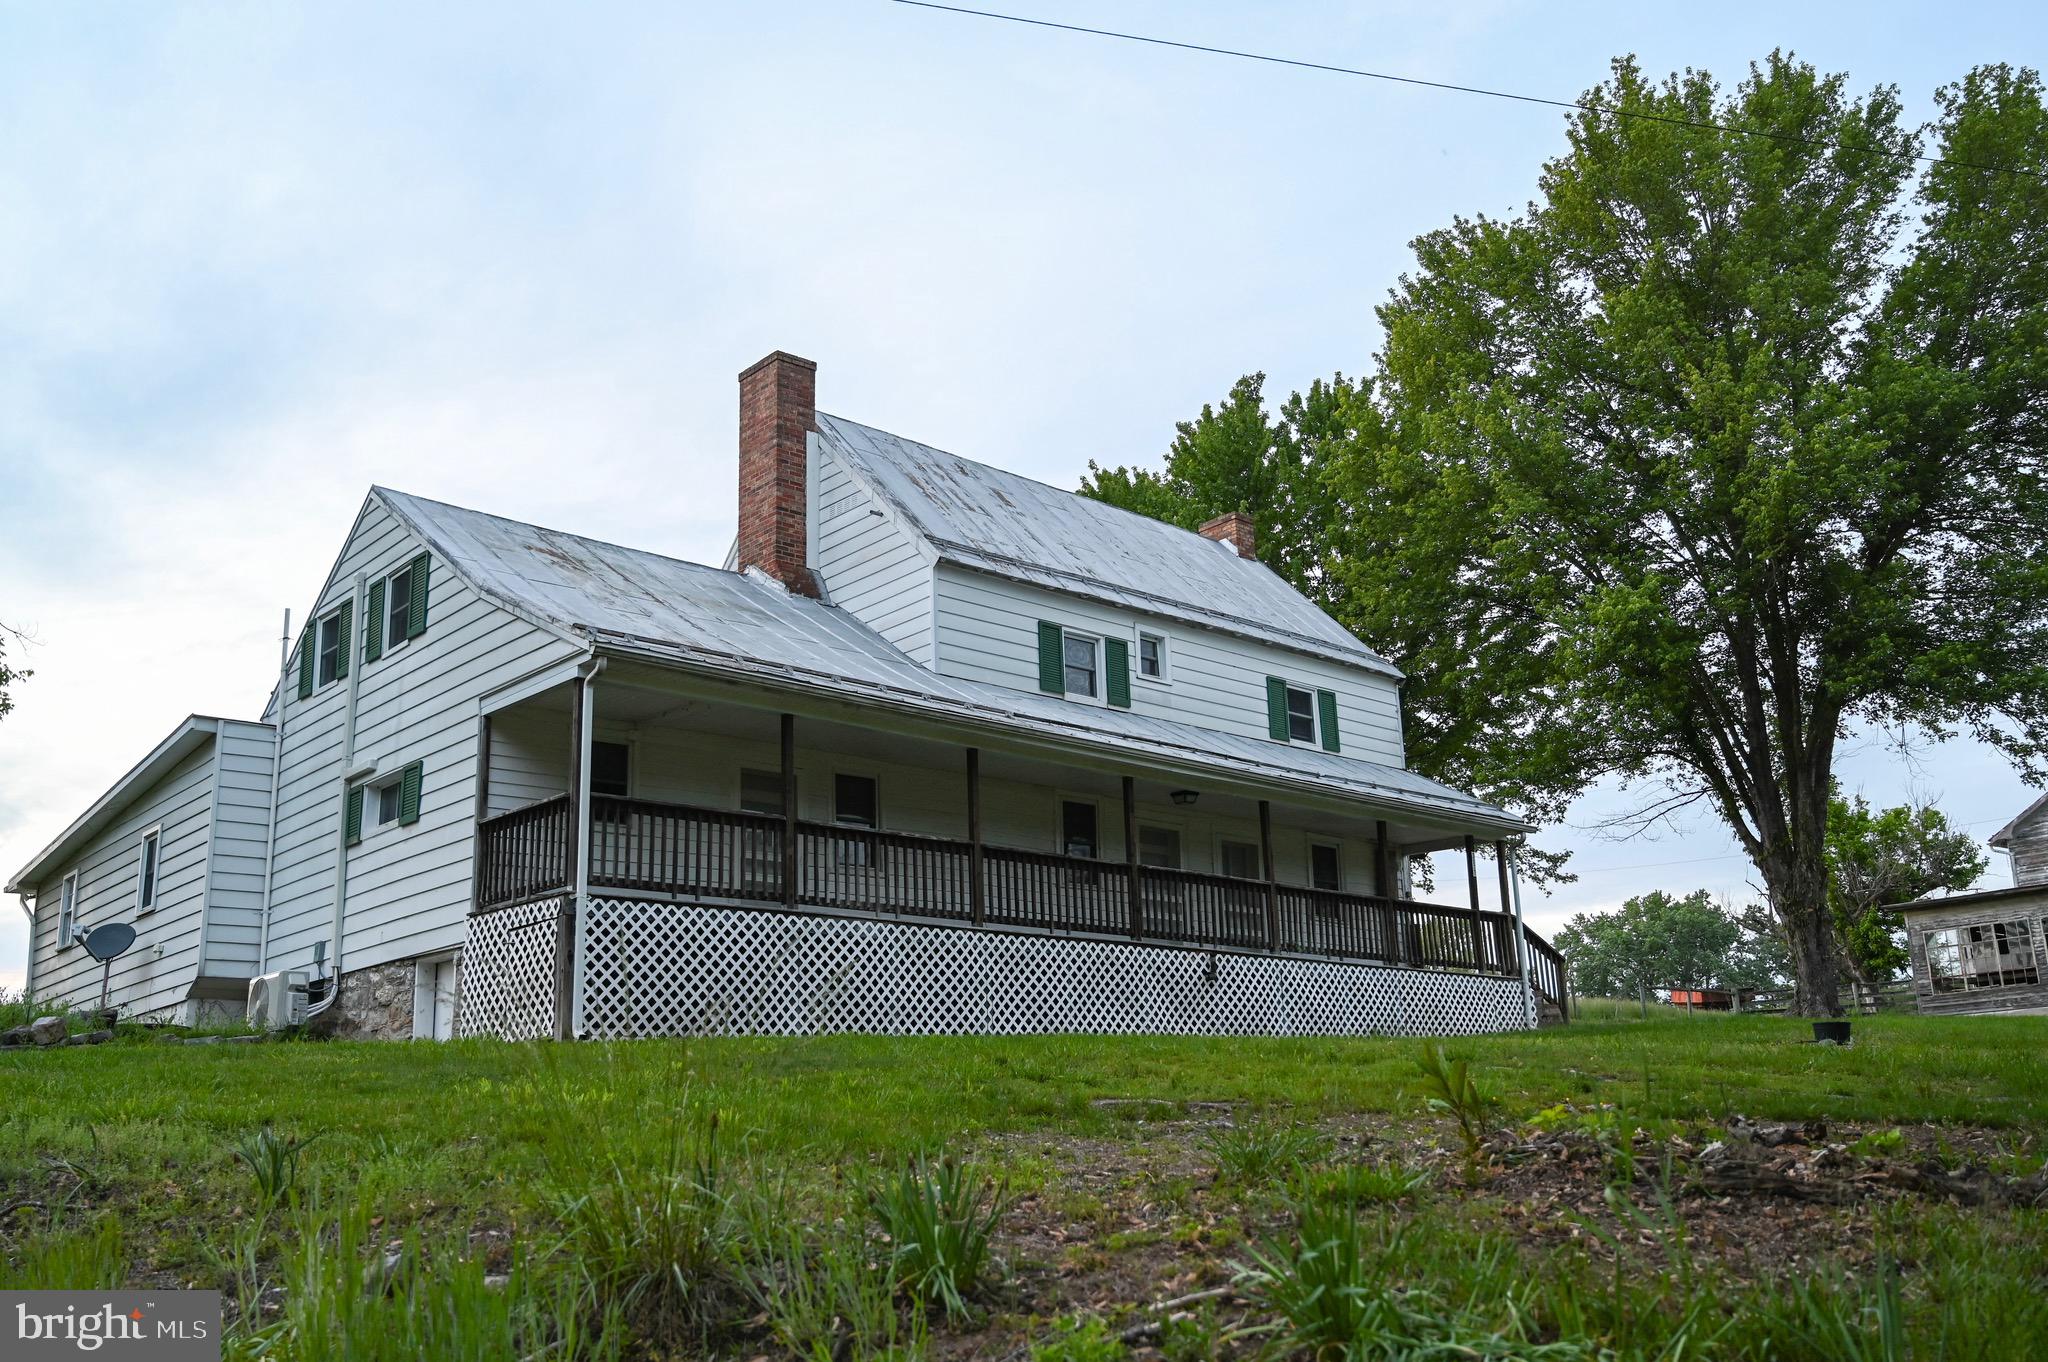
[461,657,1565,1039]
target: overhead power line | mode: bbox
[890,0,2048,183]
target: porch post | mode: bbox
[1259,799,1280,952]
[967,747,985,927]
[470,712,492,911]
[780,713,798,911]
[1374,819,1399,964]
[555,676,589,1042]
[1464,835,1484,972]
[1494,840,1513,976]
[1508,846,1541,1027]
[1122,775,1142,938]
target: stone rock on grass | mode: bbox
[0,1025,33,1047]
[31,1016,66,1046]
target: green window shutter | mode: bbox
[398,760,424,826]
[297,626,314,700]
[1104,637,1131,709]
[1037,621,1065,694]
[333,601,352,680]
[406,552,430,639]
[364,579,385,663]
[344,786,364,845]
[1265,677,1290,741]
[1317,690,1341,753]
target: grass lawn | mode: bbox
[2,1011,2044,1359]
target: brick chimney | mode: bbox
[737,350,820,596]
[1198,511,1257,560]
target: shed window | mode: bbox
[1926,921,2039,992]
[590,742,630,798]
[136,828,161,913]
[58,871,78,948]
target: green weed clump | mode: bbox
[232,1126,320,1207]
[1290,1158,1432,1209]
[1200,1121,1331,1185]
[867,1153,1010,1321]
[1417,1042,1492,1183]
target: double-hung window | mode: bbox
[1063,633,1099,699]
[1137,632,1167,681]
[58,871,78,948]
[136,827,161,914]
[317,610,345,686]
[834,773,880,867]
[1038,622,1132,709]
[1266,677,1340,752]
[383,562,413,651]
[590,742,631,798]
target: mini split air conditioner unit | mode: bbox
[246,970,310,1030]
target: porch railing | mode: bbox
[476,793,1568,1007]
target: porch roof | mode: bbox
[378,488,1527,837]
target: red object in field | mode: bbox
[1667,988,1734,1010]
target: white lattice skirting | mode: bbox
[454,896,1532,1040]
[457,896,563,1040]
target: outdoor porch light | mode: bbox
[1170,789,1199,806]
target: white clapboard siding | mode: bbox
[486,720,1393,896]
[931,566,1406,766]
[264,493,582,983]
[201,720,279,977]
[809,438,934,664]
[26,744,217,1018]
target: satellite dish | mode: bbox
[83,922,137,962]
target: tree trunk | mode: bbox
[1762,847,1844,1018]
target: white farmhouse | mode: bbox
[9,352,1565,1039]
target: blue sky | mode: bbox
[2,1,2042,986]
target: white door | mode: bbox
[429,958,458,1040]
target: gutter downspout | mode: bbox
[1508,845,1536,1030]
[17,892,35,1000]
[316,575,367,1010]
[255,608,291,975]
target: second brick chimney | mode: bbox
[1198,510,1257,560]
[737,350,820,597]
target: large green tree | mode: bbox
[1092,57,2048,1016]
[1552,889,1745,998]
[1825,787,1986,984]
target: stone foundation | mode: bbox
[328,960,419,1040]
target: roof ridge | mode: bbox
[375,487,734,581]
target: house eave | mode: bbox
[5,715,254,897]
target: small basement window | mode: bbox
[590,741,630,798]
[136,827,161,913]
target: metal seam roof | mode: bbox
[812,413,1402,677]
[377,489,1519,833]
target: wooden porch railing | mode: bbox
[476,793,1569,1005]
